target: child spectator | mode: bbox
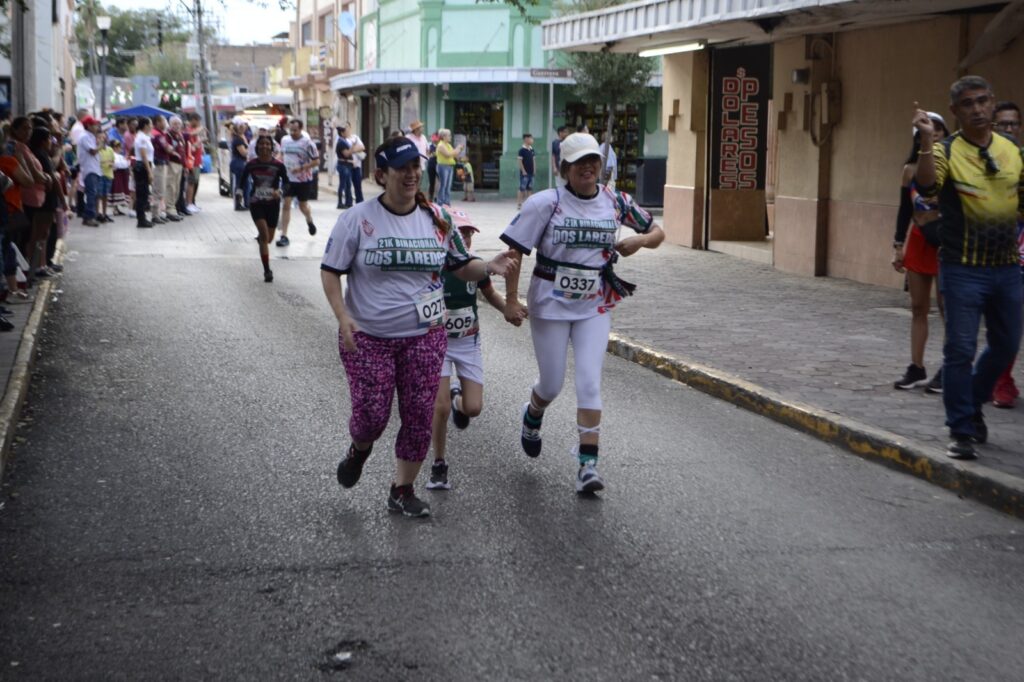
[459,154,475,202]
[109,139,131,216]
[97,132,114,223]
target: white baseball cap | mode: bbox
[913,111,947,136]
[560,132,603,163]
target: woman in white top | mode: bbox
[321,136,515,518]
[500,132,665,494]
[132,116,155,228]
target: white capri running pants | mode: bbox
[530,313,612,411]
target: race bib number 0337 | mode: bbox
[552,266,600,300]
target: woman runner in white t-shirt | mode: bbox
[321,137,516,518]
[500,133,665,494]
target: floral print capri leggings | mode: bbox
[338,326,447,462]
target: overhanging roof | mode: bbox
[329,67,579,92]
[541,0,1008,53]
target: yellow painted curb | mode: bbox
[0,243,63,482]
[607,333,1024,519]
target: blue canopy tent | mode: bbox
[108,104,176,119]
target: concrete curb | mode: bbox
[0,245,62,483]
[607,333,1024,519]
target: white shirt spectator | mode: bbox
[78,131,101,177]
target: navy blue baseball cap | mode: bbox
[375,140,425,169]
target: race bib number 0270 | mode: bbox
[416,287,445,328]
[552,266,600,300]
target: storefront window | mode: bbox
[453,101,504,190]
[566,102,642,193]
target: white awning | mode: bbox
[330,66,663,92]
[541,0,1004,53]
[330,67,577,92]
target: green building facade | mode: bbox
[331,0,665,198]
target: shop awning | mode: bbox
[329,67,578,93]
[330,66,662,93]
[541,0,1006,53]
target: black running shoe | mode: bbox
[925,367,943,394]
[947,434,978,460]
[972,411,988,444]
[276,235,290,247]
[450,386,469,430]
[894,363,927,389]
[307,221,317,236]
[264,270,273,283]
[425,460,450,490]
[520,402,542,457]
[337,444,371,488]
[387,484,431,517]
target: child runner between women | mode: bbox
[240,136,288,282]
[500,132,665,494]
[321,137,515,518]
[426,208,510,491]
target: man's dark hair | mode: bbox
[557,126,567,134]
[523,133,532,140]
[576,124,587,133]
[995,101,1021,116]
[290,119,303,129]
[115,118,127,127]
[950,75,992,105]
[136,116,151,130]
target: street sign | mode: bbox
[530,68,572,78]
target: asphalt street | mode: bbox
[1,185,1023,680]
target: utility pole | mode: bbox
[195,0,218,174]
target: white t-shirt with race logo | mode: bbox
[500,186,653,321]
[280,133,318,183]
[321,198,475,338]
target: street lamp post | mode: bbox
[97,16,111,118]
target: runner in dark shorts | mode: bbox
[239,137,288,282]
[283,179,315,202]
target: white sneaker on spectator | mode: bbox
[186,204,200,214]
[127,210,136,218]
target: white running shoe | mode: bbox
[576,461,605,494]
[186,204,200,214]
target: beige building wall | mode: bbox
[772,37,823,277]
[661,50,708,248]
[771,12,1024,287]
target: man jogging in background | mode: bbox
[276,119,318,247]
[913,76,1024,460]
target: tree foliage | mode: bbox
[551,0,656,153]
[137,52,195,84]
[73,3,196,78]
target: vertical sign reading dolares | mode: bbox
[710,45,772,191]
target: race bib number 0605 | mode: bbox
[444,306,477,337]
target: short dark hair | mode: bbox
[136,116,151,130]
[995,101,1021,117]
[290,119,303,128]
[557,126,567,133]
[576,123,587,133]
[523,133,533,139]
[115,118,127,127]
[950,75,992,105]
